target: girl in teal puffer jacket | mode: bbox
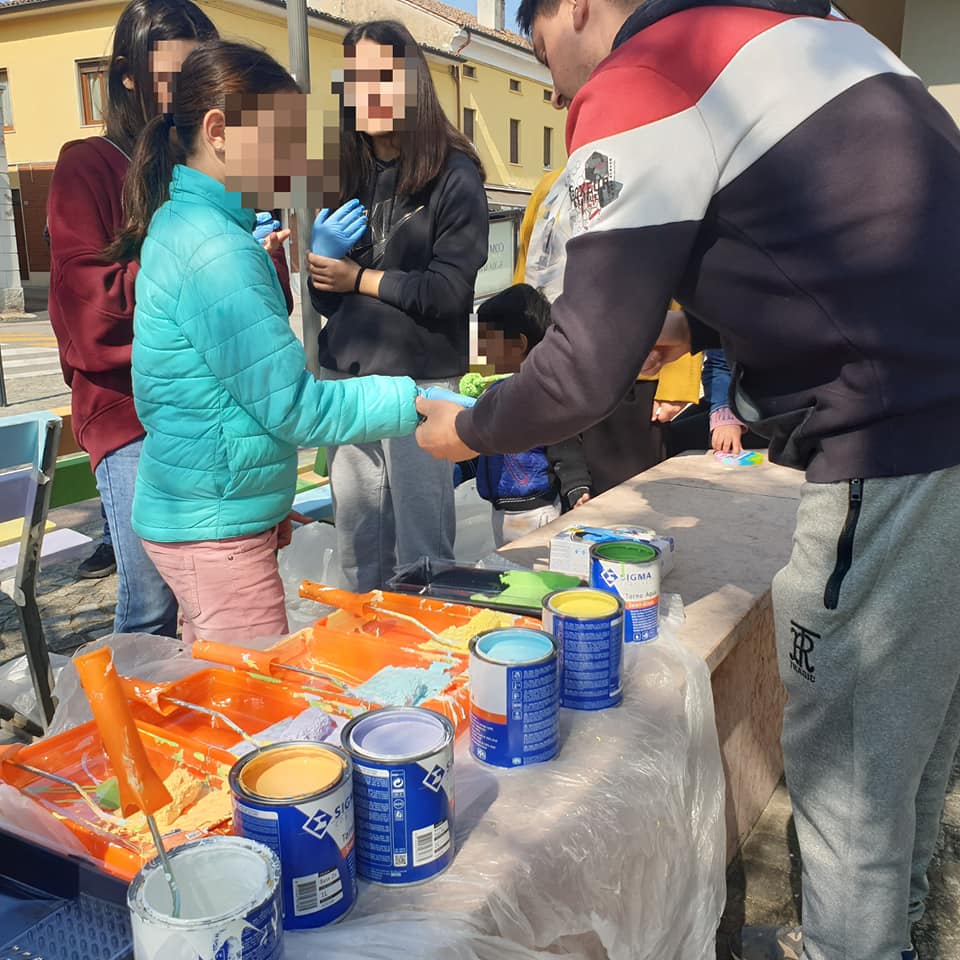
[110,40,420,645]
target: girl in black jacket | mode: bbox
[308,19,489,591]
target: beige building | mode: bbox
[0,0,563,287]
[840,0,960,120]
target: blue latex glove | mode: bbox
[311,198,367,258]
[253,211,281,243]
[417,386,477,408]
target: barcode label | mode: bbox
[412,820,450,867]
[293,867,344,916]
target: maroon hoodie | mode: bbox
[47,136,294,470]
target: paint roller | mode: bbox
[190,638,362,696]
[74,646,181,917]
[298,583,446,642]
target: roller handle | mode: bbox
[191,639,278,676]
[74,647,171,819]
[298,582,376,616]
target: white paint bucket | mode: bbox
[127,835,283,960]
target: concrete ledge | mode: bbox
[499,451,802,861]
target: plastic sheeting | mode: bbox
[3,599,726,960]
[281,597,726,960]
[0,652,71,726]
[45,634,223,736]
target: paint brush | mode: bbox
[74,647,181,917]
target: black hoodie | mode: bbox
[459,0,960,482]
[311,150,488,380]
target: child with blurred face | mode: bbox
[109,40,420,645]
[470,285,592,547]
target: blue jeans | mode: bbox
[94,438,178,636]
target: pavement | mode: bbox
[0,285,71,414]
[1,282,958,954]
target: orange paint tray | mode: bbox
[120,668,351,752]
[300,582,542,642]
[0,719,236,882]
[195,625,471,731]
[193,587,542,732]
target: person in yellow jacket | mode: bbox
[513,168,702,492]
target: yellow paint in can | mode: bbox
[547,588,620,618]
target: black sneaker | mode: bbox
[731,926,803,960]
[77,542,117,579]
[732,927,917,960]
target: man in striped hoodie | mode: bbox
[415,2,960,958]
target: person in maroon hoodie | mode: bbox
[47,0,294,637]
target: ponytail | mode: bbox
[105,113,181,262]
[106,40,300,263]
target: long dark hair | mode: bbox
[336,20,484,203]
[104,0,217,156]
[106,40,300,262]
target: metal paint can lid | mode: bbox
[590,540,660,564]
[231,741,348,804]
[342,706,454,763]
[127,835,281,926]
[543,588,622,619]
[469,627,557,666]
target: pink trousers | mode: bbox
[142,527,289,645]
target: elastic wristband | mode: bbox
[354,266,366,293]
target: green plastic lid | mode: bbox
[592,540,659,564]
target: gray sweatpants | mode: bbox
[324,375,456,593]
[772,463,960,960]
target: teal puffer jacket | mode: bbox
[132,165,418,543]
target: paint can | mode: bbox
[230,741,356,929]
[542,587,624,710]
[468,627,559,767]
[127,835,282,960]
[341,707,455,885]
[589,540,661,643]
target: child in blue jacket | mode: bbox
[109,40,419,644]
[468,285,591,546]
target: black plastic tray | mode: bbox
[387,558,580,617]
[0,826,131,960]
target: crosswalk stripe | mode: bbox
[3,357,61,369]
[3,370,68,381]
[0,344,62,380]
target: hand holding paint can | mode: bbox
[468,628,560,767]
[542,588,624,710]
[230,742,357,930]
[589,541,661,643]
[341,707,455,885]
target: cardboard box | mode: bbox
[548,526,676,581]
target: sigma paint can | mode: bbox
[341,707,455,885]
[589,540,661,643]
[230,741,356,929]
[127,835,282,960]
[468,627,559,767]
[542,588,624,710]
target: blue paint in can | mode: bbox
[341,707,455,885]
[542,588,624,710]
[589,540,661,643]
[230,741,356,930]
[468,627,559,767]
